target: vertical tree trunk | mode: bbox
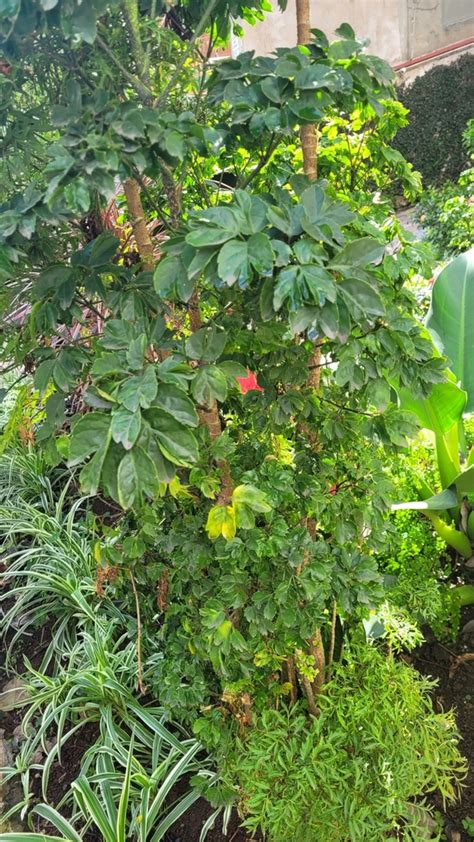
[295,0,321,389]
[123,178,155,271]
[295,0,318,182]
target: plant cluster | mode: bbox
[0,0,470,838]
[393,53,474,186]
[416,163,474,257]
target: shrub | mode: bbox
[417,167,474,257]
[393,54,474,186]
[224,646,466,842]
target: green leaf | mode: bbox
[34,359,56,394]
[145,409,198,465]
[117,451,139,509]
[92,353,127,379]
[33,804,82,842]
[426,249,474,411]
[191,366,227,407]
[398,380,467,436]
[89,232,119,266]
[340,278,384,316]
[69,413,111,465]
[392,488,457,512]
[330,237,384,270]
[79,436,111,495]
[111,407,141,450]
[154,384,199,427]
[232,485,272,512]
[217,239,249,286]
[185,326,227,362]
[127,334,147,370]
[247,232,274,276]
[117,367,158,412]
[116,736,133,842]
[154,256,187,298]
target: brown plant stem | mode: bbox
[310,628,326,696]
[300,672,319,717]
[295,0,318,182]
[328,599,337,668]
[188,293,233,501]
[123,178,155,270]
[286,656,298,705]
[129,569,146,695]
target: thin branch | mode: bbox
[95,33,153,102]
[153,0,219,109]
[328,600,337,668]
[238,134,280,189]
[317,395,375,418]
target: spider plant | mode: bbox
[2,696,227,841]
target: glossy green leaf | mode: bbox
[145,409,199,465]
[154,384,199,427]
[111,407,141,450]
[68,413,111,465]
[392,487,457,512]
[117,367,157,413]
[185,326,227,362]
[340,278,384,316]
[330,237,384,270]
[426,248,474,411]
[191,366,228,407]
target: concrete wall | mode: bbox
[238,0,474,65]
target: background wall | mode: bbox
[238,0,474,66]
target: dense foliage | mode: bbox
[0,0,471,838]
[393,54,474,186]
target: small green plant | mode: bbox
[2,715,221,841]
[223,646,466,842]
[417,167,474,257]
[462,817,474,838]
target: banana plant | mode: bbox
[393,249,474,585]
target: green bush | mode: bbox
[393,54,474,186]
[224,646,466,842]
[417,167,474,257]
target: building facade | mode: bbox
[233,0,474,79]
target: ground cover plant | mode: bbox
[0,0,472,838]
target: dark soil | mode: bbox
[412,604,474,842]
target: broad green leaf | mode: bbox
[191,366,227,407]
[247,232,274,276]
[154,384,199,427]
[92,353,127,379]
[127,334,147,370]
[330,237,384,270]
[392,487,457,512]
[232,485,272,512]
[79,436,111,495]
[340,278,384,316]
[117,451,139,509]
[111,407,141,450]
[426,249,474,411]
[398,380,467,436]
[185,326,227,362]
[154,256,187,298]
[68,413,111,465]
[89,232,119,266]
[117,367,158,412]
[145,409,199,465]
[217,239,249,286]
[206,504,236,540]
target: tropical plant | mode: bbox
[222,645,466,842]
[393,250,474,587]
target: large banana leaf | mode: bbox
[426,248,474,412]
